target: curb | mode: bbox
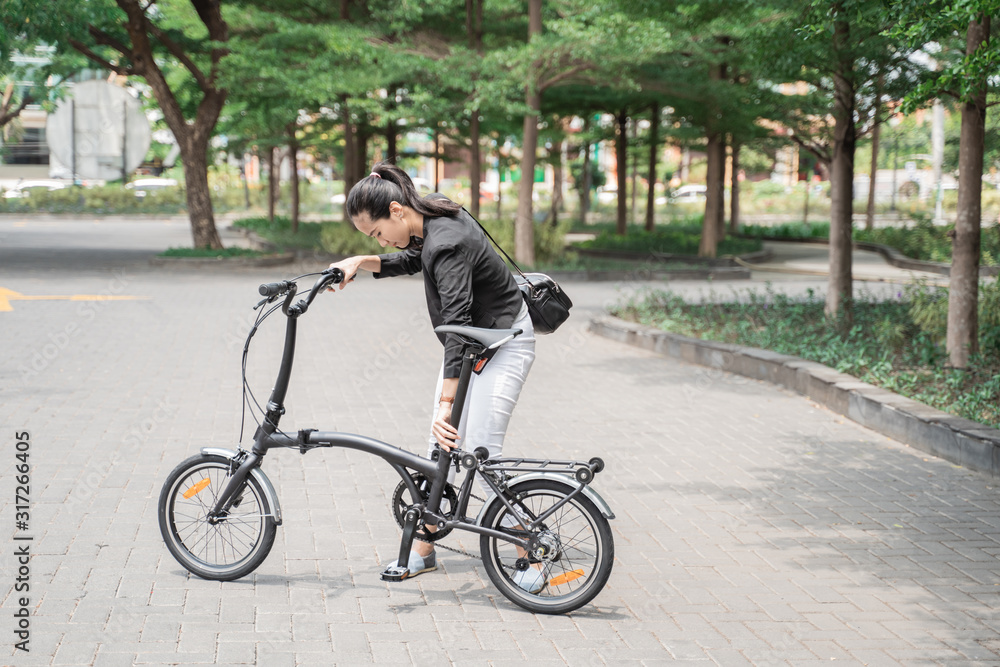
[747,236,1000,277]
[589,315,1000,478]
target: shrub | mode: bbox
[577,225,762,256]
[614,284,1000,427]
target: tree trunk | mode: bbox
[580,128,592,224]
[699,131,725,257]
[433,128,440,192]
[729,138,741,233]
[630,117,638,225]
[615,111,627,235]
[551,138,564,226]
[826,9,855,320]
[716,133,727,239]
[865,82,882,231]
[288,126,300,233]
[241,154,251,209]
[515,0,542,265]
[467,0,483,218]
[470,113,481,217]
[267,145,277,223]
[646,101,660,232]
[342,101,356,222]
[355,123,370,183]
[865,119,880,231]
[700,61,726,257]
[386,117,397,163]
[947,15,989,368]
[181,136,223,249]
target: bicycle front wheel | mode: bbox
[158,453,277,581]
[479,479,614,614]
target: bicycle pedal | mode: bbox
[380,565,409,582]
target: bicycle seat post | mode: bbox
[425,343,480,514]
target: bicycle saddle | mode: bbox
[434,325,523,349]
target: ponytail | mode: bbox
[345,161,461,225]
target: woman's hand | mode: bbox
[326,257,364,291]
[432,403,460,451]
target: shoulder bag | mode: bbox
[464,208,573,334]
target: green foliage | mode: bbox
[578,225,762,256]
[231,216,326,251]
[740,221,832,239]
[160,246,269,258]
[615,284,1000,427]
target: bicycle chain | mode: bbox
[413,490,488,562]
[412,491,522,573]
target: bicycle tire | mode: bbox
[158,453,277,581]
[479,479,614,614]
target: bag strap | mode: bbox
[461,207,531,283]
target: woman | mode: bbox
[328,162,541,592]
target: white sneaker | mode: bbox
[511,567,546,594]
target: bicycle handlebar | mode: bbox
[258,268,344,301]
[259,280,294,298]
[257,268,346,317]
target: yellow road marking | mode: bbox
[0,287,148,312]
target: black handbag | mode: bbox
[465,208,573,335]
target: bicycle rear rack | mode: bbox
[480,457,604,485]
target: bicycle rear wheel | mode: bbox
[158,453,277,581]
[479,479,614,614]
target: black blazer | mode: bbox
[374,197,523,377]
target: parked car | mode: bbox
[125,177,179,198]
[3,179,68,199]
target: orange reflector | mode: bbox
[548,569,585,586]
[182,478,212,499]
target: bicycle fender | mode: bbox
[476,472,615,524]
[201,448,283,526]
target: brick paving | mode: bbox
[1,219,999,666]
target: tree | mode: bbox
[888,0,1000,367]
[767,0,919,318]
[8,0,235,248]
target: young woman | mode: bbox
[327,162,542,592]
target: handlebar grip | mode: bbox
[325,268,345,284]
[258,281,289,297]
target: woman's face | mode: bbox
[353,203,413,250]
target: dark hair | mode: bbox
[345,161,461,225]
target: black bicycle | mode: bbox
[157,268,615,614]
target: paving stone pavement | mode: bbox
[1,219,1000,666]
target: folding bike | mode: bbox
[157,268,615,613]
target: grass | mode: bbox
[614,283,1000,428]
[231,216,326,251]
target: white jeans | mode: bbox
[426,303,535,493]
